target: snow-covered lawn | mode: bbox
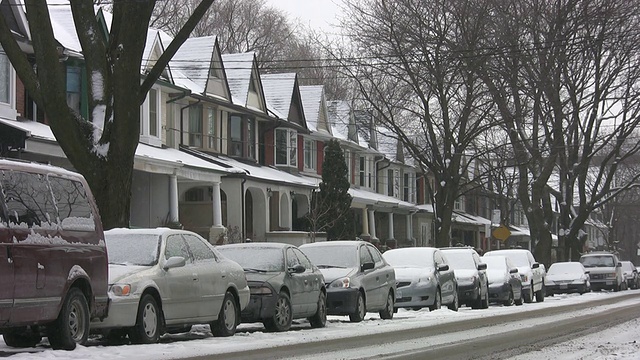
[2,290,639,359]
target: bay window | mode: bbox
[304,138,317,171]
[189,104,203,147]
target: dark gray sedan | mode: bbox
[216,243,327,332]
[481,255,523,306]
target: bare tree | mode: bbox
[478,0,640,263]
[337,0,500,248]
[0,0,214,229]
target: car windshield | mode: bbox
[442,251,476,270]
[105,233,161,266]
[217,247,284,272]
[580,255,615,268]
[383,249,435,268]
[300,245,357,268]
[548,263,582,275]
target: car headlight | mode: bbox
[520,274,529,283]
[458,275,477,285]
[250,284,273,295]
[110,284,131,296]
[330,277,351,288]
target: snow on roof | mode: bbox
[172,36,217,94]
[349,187,417,210]
[377,127,400,162]
[47,2,81,53]
[221,52,255,106]
[299,85,324,132]
[261,73,297,120]
[327,100,351,141]
[0,118,55,141]
[452,211,491,226]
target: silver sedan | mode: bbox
[90,228,250,344]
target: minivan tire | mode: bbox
[3,328,41,348]
[129,294,161,344]
[48,288,89,350]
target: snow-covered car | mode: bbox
[481,255,523,306]
[299,241,396,322]
[382,247,458,311]
[90,228,250,343]
[579,252,624,292]
[216,243,327,332]
[620,261,638,290]
[484,249,546,303]
[440,247,489,309]
[545,262,591,295]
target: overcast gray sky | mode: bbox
[264,0,341,32]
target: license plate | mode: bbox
[606,281,614,285]
[396,290,402,299]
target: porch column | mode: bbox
[360,208,370,239]
[406,213,413,242]
[211,181,223,227]
[388,213,395,240]
[368,209,377,241]
[169,174,179,223]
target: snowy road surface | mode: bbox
[1,290,639,359]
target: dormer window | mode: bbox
[275,128,297,167]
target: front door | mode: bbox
[162,235,200,322]
[359,245,380,309]
[285,247,307,316]
[182,234,223,319]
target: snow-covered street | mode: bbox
[1,290,639,359]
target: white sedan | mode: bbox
[545,262,590,295]
[90,228,250,344]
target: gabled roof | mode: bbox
[327,100,354,143]
[3,0,30,43]
[46,1,82,54]
[172,36,230,100]
[300,85,332,135]
[221,52,268,113]
[142,29,172,82]
[261,73,307,128]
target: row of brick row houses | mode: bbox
[1,1,605,253]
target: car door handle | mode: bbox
[376,277,379,281]
[304,279,308,284]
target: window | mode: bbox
[149,88,158,137]
[303,139,317,170]
[48,176,94,230]
[0,50,9,105]
[394,170,400,198]
[165,235,192,263]
[344,149,352,183]
[183,234,215,262]
[275,128,297,167]
[359,156,366,187]
[207,107,217,151]
[228,114,255,159]
[66,66,81,114]
[387,169,394,196]
[454,196,464,211]
[189,104,203,147]
[2,171,56,227]
[404,173,410,202]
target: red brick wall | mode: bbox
[16,76,25,118]
[317,141,324,175]
[264,129,274,166]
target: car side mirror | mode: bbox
[361,262,375,271]
[477,263,487,271]
[437,264,450,272]
[509,268,518,274]
[532,263,540,269]
[164,256,186,270]
[289,264,306,274]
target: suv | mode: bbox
[580,252,624,291]
[440,247,489,309]
[0,159,108,350]
[484,249,546,303]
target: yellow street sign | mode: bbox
[492,225,511,241]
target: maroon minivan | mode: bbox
[0,159,108,350]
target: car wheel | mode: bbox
[481,285,490,309]
[264,292,292,332]
[535,283,545,302]
[211,291,238,337]
[47,288,89,350]
[349,291,366,322]
[524,283,534,303]
[379,290,394,320]
[447,289,459,311]
[503,288,514,307]
[514,290,524,306]
[308,291,327,328]
[429,288,441,311]
[129,294,161,344]
[3,328,41,348]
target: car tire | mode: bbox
[47,288,89,350]
[379,290,394,320]
[211,291,238,337]
[514,290,524,306]
[535,283,545,302]
[3,328,41,348]
[503,288,514,307]
[447,289,459,311]
[349,291,366,322]
[129,294,161,344]
[429,288,441,311]
[481,285,490,309]
[471,285,482,309]
[308,291,327,328]
[524,283,534,303]
[264,292,292,332]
